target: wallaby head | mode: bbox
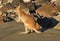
[14,5,21,12]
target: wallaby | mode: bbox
[35,3,59,18]
[14,5,41,34]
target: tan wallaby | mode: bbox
[35,3,59,17]
[14,5,41,34]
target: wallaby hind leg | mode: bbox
[32,28,41,33]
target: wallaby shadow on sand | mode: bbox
[36,17,59,32]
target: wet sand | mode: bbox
[0,21,60,41]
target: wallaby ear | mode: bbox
[15,5,20,9]
[17,5,20,8]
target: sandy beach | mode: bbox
[0,21,60,41]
